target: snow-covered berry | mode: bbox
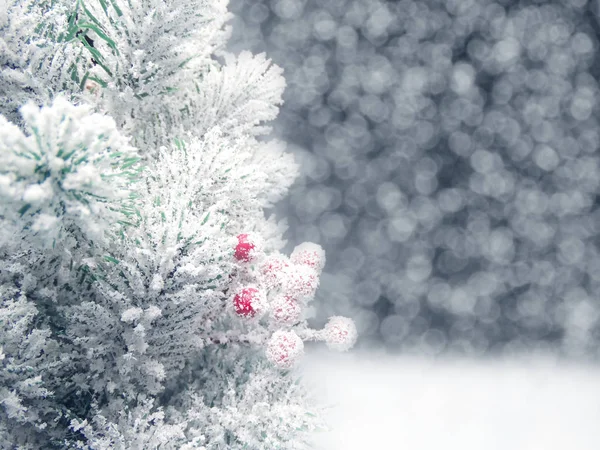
[282,264,319,302]
[322,316,358,352]
[260,253,290,289]
[290,242,326,272]
[266,330,304,369]
[271,295,302,326]
[234,233,261,262]
[233,286,266,318]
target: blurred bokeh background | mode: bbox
[228,0,600,360]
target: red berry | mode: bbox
[234,234,255,262]
[233,287,264,317]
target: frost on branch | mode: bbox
[2,1,283,151]
[0,97,139,245]
[0,0,85,124]
[0,286,62,447]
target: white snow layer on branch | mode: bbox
[2,0,284,150]
[0,97,139,245]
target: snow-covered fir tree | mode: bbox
[0,1,357,448]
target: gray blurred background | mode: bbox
[228,0,600,359]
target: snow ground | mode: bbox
[302,351,600,450]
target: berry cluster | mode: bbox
[231,233,357,368]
